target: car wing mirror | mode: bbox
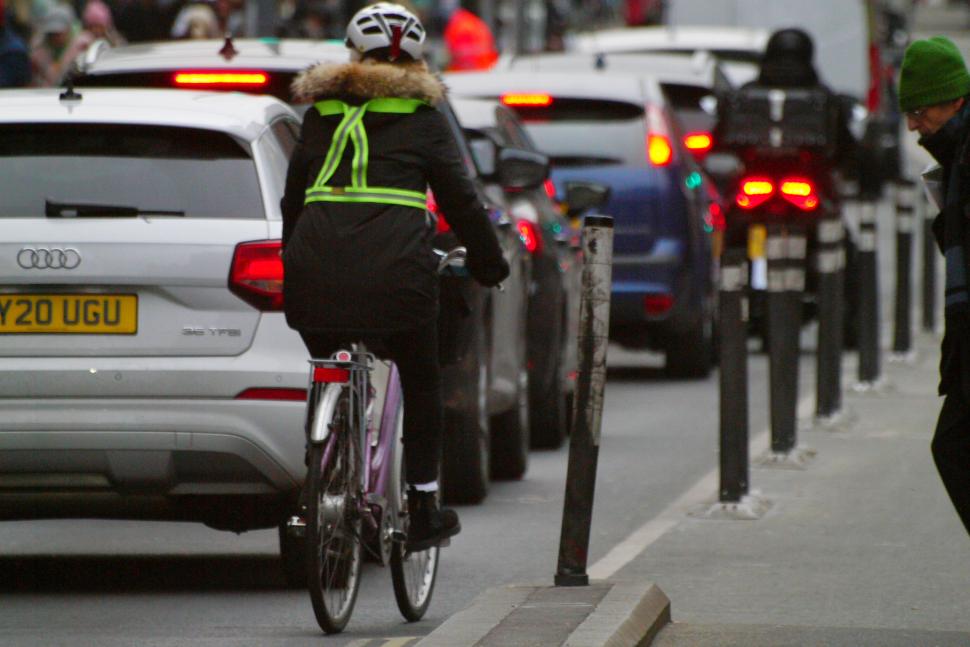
[564,181,611,217]
[497,147,550,191]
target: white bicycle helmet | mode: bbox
[345,3,426,61]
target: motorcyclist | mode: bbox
[280,2,510,552]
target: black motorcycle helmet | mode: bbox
[759,28,819,87]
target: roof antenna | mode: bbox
[594,52,607,70]
[59,76,82,102]
[219,33,238,61]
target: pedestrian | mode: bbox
[81,0,125,46]
[899,35,970,535]
[0,0,31,87]
[281,3,509,551]
[29,4,87,86]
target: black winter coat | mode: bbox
[280,59,508,335]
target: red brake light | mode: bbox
[173,71,269,87]
[647,134,673,166]
[236,388,307,401]
[229,240,284,311]
[683,132,713,155]
[780,178,819,211]
[644,293,674,315]
[501,93,553,107]
[427,190,450,233]
[736,177,774,210]
[516,220,543,255]
[543,179,557,202]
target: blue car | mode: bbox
[446,71,716,377]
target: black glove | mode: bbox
[466,253,510,288]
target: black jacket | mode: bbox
[280,59,508,335]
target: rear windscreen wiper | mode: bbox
[45,199,185,218]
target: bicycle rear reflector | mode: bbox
[313,367,351,383]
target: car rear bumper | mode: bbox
[0,398,305,511]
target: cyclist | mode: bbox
[280,2,509,552]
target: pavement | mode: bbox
[415,328,970,646]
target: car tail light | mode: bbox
[779,178,820,211]
[683,132,713,156]
[644,293,674,315]
[543,179,557,202]
[501,93,553,107]
[229,240,284,311]
[173,71,269,87]
[236,388,307,401]
[516,219,543,255]
[736,177,775,210]
[646,105,675,167]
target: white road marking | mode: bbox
[588,393,814,580]
[381,638,420,647]
[343,640,373,647]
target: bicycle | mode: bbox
[292,246,468,634]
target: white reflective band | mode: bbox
[859,203,877,224]
[788,235,808,260]
[768,269,786,292]
[766,236,786,260]
[720,265,746,291]
[817,249,841,273]
[785,268,805,291]
[859,231,877,251]
[897,215,914,233]
[817,220,844,243]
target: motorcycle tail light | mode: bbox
[736,177,774,210]
[780,178,820,211]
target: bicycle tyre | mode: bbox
[306,395,362,634]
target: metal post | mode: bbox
[921,187,938,332]
[555,215,614,587]
[815,218,845,420]
[719,249,749,503]
[767,225,804,455]
[892,180,915,355]
[857,201,881,385]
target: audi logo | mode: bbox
[16,247,82,270]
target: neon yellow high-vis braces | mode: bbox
[305,98,429,211]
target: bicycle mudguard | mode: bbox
[310,383,343,444]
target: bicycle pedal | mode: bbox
[286,515,307,538]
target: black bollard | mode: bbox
[815,218,845,420]
[766,224,805,455]
[892,180,915,355]
[921,188,938,332]
[719,248,749,503]
[857,201,881,385]
[555,215,614,587]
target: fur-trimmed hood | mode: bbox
[292,59,445,105]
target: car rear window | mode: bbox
[0,124,264,219]
[507,99,646,167]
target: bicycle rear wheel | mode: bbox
[389,412,439,621]
[306,396,362,634]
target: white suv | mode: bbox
[0,88,309,535]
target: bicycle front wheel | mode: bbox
[306,397,362,634]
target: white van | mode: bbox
[664,0,874,103]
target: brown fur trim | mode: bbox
[291,59,445,105]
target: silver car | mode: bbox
[0,88,309,536]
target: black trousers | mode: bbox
[300,325,442,486]
[932,394,970,535]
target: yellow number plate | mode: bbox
[0,294,137,334]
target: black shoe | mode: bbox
[406,489,461,552]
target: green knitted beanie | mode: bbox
[899,36,970,112]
